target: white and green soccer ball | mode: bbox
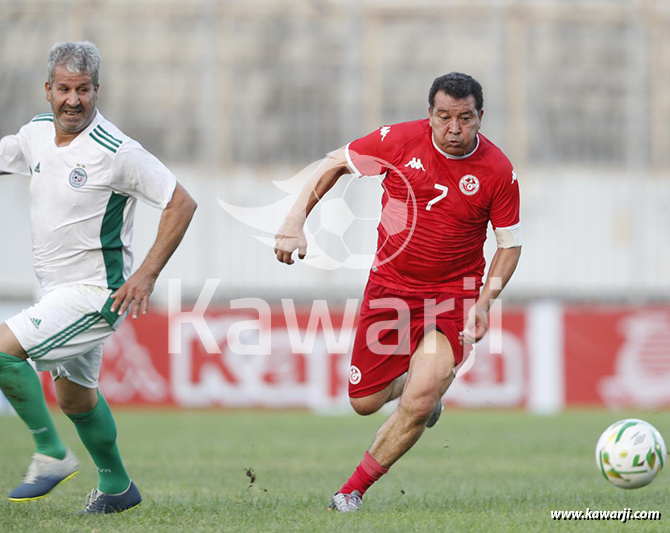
[595,419,667,489]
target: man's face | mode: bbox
[429,91,482,157]
[46,65,98,135]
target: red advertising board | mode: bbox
[564,306,670,408]
[39,304,670,410]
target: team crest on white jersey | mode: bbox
[459,174,479,195]
[69,168,88,188]
[349,365,362,385]
[380,126,391,141]
[404,157,426,171]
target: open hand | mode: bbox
[110,271,156,319]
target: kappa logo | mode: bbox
[69,167,87,188]
[404,157,426,171]
[34,162,41,173]
[380,126,391,141]
[100,321,169,402]
[349,365,362,385]
[29,317,41,330]
[599,312,670,408]
[459,174,480,195]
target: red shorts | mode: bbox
[348,281,474,398]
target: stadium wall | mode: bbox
[2,168,669,303]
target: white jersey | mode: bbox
[0,110,176,296]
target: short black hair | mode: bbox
[429,72,483,112]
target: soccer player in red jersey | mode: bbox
[275,72,522,512]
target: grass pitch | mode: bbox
[0,409,668,532]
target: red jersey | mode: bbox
[345,119,520,294]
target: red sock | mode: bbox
[339,451,389,496]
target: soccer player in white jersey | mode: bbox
[0,42,197,513]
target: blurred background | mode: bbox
[1,0,668,414]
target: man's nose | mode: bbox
[66,90,80,107]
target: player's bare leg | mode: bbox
[350,371,442,426]
[367,329,454,466]
[347,372,407,416]
[55,377,97,414]
[330,329,454,512]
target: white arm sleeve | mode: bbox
[110,140,177,209]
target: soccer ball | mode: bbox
[595,419,667,489]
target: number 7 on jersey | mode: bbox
[426,184,448,211]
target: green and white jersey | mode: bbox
[0,110,177,296]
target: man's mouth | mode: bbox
[63,108,82,116]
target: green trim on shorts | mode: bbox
[27,313,103,359]
[27,313,99,353]
[100,296,122,328]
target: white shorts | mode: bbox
[6,284,125,389]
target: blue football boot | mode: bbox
[80,481,142,514]
[9,448,79,502]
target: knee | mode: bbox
[55,378,98,415]
[57,394,97,415]
[57,396,88,415]
[350,396,384,416]
[400,394,438,423]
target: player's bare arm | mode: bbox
[461,245,522,344]
[110,182,197,318]
[274,147,350,265]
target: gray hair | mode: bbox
[47,41,101,85]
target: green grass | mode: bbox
[0,409,668,532]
